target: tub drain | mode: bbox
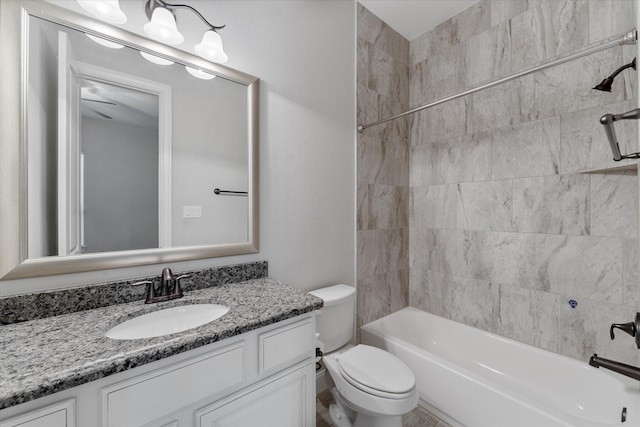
[621,407,627,423]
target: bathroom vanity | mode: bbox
[0,278,323,427]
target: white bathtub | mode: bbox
[360,307,640,427]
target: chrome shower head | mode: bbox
[593,57,636,92]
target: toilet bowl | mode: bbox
[324,344,418,427]
[309,285,418,427]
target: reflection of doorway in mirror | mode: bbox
[62,59,172,254]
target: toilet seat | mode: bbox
[337,345,415,400]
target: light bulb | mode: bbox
[185,66,216,80]
[140,51,174,65]
[77,0,127,25]
[86,34,124,49]
[143,7,184,46]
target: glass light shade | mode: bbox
[143,7,184,46]
[185,66,216,80]
[86,34,124,49]
[140,51,174,65]
[140,52,175,65]
[195,30,229,64]
[77,0,127,25]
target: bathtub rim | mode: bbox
[360,306,640,427]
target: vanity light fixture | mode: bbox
[185,66,216,80]
[144,0,228,63]
[86,34,124,49]
[144,6,184,46]
[77,0,229,63]
[140,51,175,65]
[77,0,127,25]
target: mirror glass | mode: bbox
[0,1,259,279]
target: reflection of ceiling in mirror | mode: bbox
[80,78,159,127]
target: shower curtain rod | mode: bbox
[357,29,637,133]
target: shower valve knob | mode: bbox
[609,313,640,349]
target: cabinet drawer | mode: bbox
[259,320,314,374]
[0,399,74,427]
[102,343,244,427]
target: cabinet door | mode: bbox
[0,400,74,427]
[197,363,315,427]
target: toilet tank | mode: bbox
[309,284,356,353]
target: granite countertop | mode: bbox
[0,278,323,410]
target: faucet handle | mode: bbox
[173,274,190,297]
[610,322,636,340]
[131,280,153,287]
[131,280,156,304]
[610,313,640,349]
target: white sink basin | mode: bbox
[105,304,230,340]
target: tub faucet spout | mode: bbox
[589,354,640,382]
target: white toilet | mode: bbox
[310,285,418,427]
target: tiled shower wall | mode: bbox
[358,0,640,365]
[356,5,410,331]
[409,0,640,365]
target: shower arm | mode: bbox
[599,109,640,161]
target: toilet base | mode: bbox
[353,413,402,427]
[327,386,403,427]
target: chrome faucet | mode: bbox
[132,267,190,304]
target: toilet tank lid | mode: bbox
[309,284,355,307]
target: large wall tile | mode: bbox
[357,3,408,63]
[511,0,589,71]
[411,133,492,187]
[410,60,428,109]
[588,0,635,44]
[411,185,457,229]
[534,47,625,119]
[490,0,527,27]
[357,84,379,125]
[409,268,447,317]
[368,184,408,230]
[497,284,536,345]
[558,298,640,365]
[357,134,382,185]
[376,94,410,145]
[425,95,471,143]
[421,44,465,103]
[535,234,622,303]
[457,180,513,232]
[492,117,561,179]
[424,229,537,286]
[358,136,408,187]
[357,37,369,89]
[437,133,492,185]
[623,238,639,308]
[559,101,637,173]
[357,182,368,231]
[443,274,498,331]
[591,174,638,238]
[450,0,491,46]
[463,21,511,88]
[470,75,535,133]
[357,229,381,279]
[368,47,397,102]
[512,175,590,235]
[379,227,409,272]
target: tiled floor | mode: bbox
[316,389,453,427]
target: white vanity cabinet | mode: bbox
[0,400,74,427]
[0,314,316,427]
